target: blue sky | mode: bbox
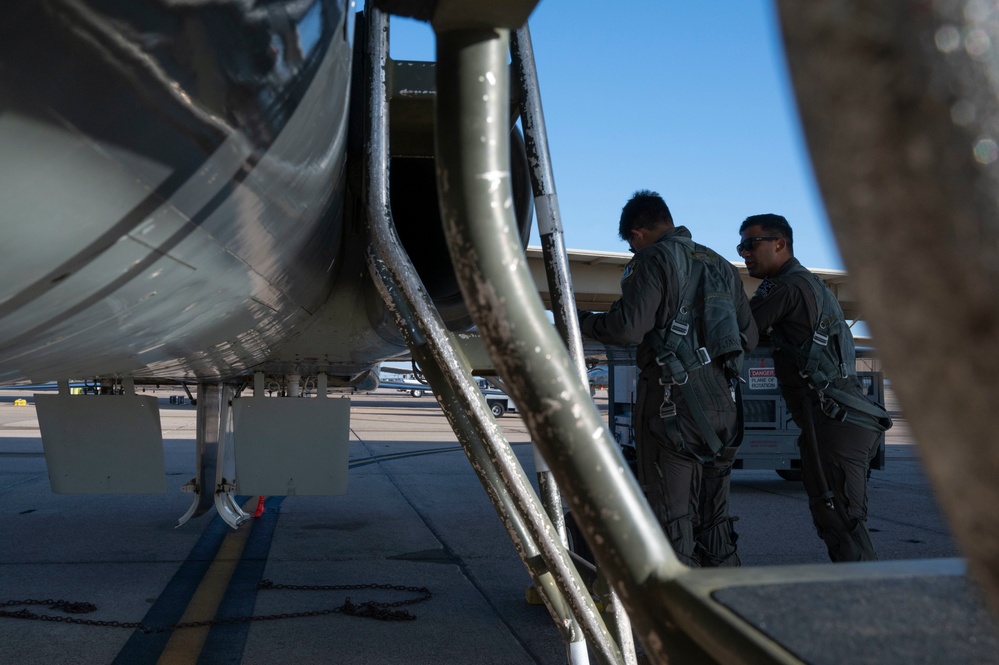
[383,2,842,270]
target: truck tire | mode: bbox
[410,389,424,398]
[488,401,505,417]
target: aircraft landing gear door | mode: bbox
[231,372,349,497]
[36,379,166,494]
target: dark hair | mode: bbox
[618,190,674,241]
[739,214,794,253]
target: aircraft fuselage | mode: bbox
[0,0,364,384]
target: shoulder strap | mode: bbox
[650,242,739,456]
[656,257,707,384]
[798,271,851,386]
[774,266,892,433]
[768,265,851,385]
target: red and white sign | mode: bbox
[748,367,777,390]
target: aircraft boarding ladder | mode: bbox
[362,5,998,664]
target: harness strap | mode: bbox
[657,260,704,383]
[677,381,727,455]
[797,273,850,386]
[801,320,833,386]
[653,258,734,457]
[771,267,892,433]
[820,385,893,432]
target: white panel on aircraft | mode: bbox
[232,396,350,496]
[35,393,166,494]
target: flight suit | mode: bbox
[581,227,758,567]
[750,257,881,562]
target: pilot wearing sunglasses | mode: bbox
[738,213,891,563]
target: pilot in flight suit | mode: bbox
[580,191,758,567]
[739,213,891,562]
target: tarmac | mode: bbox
[0,387,987,664]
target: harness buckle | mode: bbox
[820,395,848,422]
[659,387,676,419]
[666,372,689,386]
[670,320,689,336]
[659,402,677,419]
[659,374,689,387]
[813,331,829,347]
[695,347,711,365]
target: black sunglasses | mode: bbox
[736,236,780,253]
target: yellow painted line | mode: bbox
[157,498,258,665]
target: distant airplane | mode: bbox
[2,2,995,663]
[377,364,432,397]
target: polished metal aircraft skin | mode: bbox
[1,1,344,383]
[0,0,532,387]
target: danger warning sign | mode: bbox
[748,367,777,390]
